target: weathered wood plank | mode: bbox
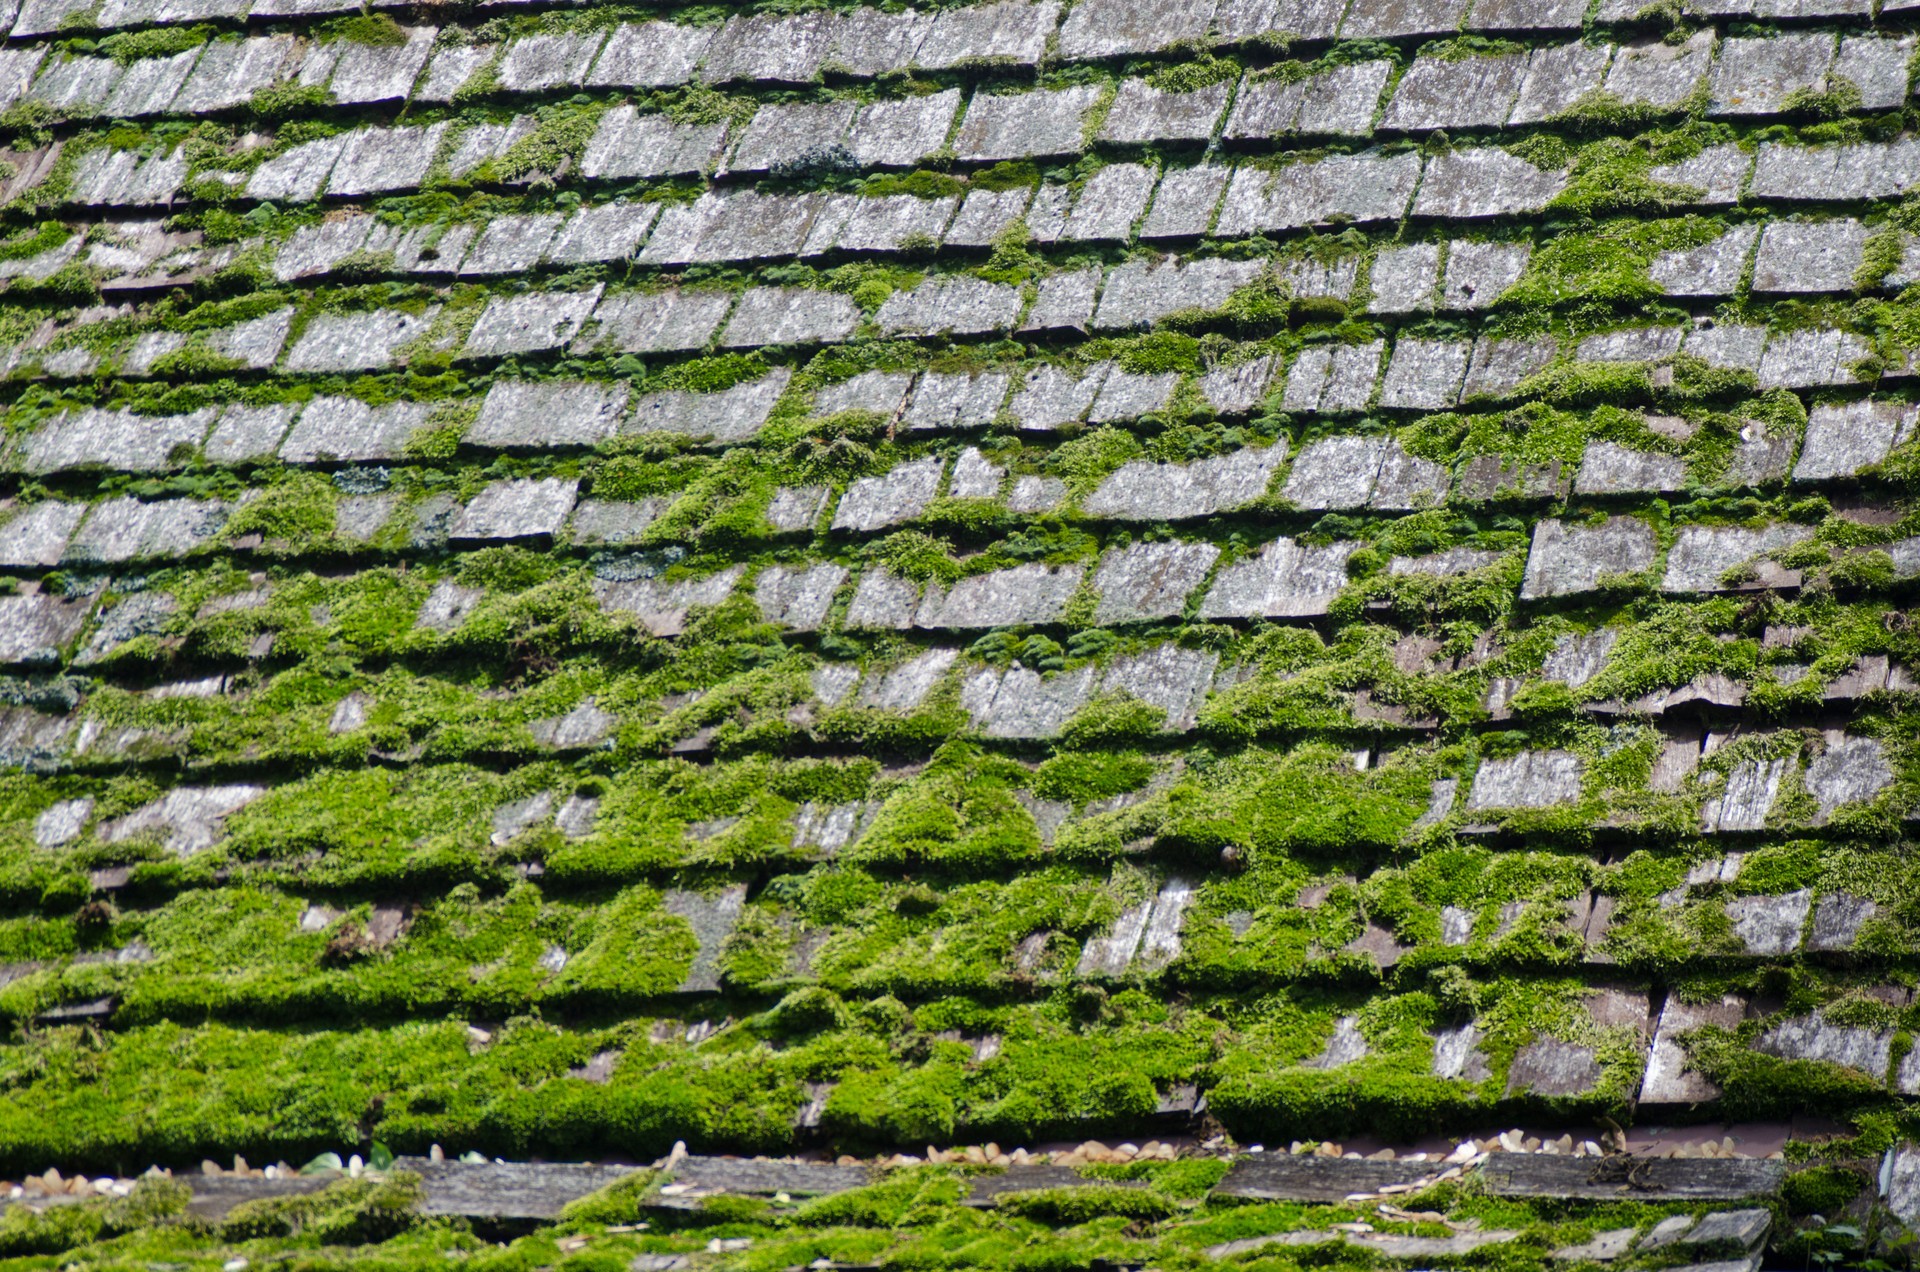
[1215,1155,1447,1202]
[395,1159,638,1219]
[1480,1154,1785,1200]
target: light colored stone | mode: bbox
[1213,0,1346,41]
[594,566,746,638]
[953,84,1102,162]
[327,122,448,197]
[628,371,793,444]
[1092,541,1219,623]
[1710,34,1835,118]
[1103,643,1217,731]
[661,886,747,993]
[916,563,1083,629]
[943,186,1033,247]
[1804,735,1893,821]
[1649,144,1753,207]
[283,307,436,373]
[1521,518,1658,599]
[831,457,945,533]
[1661,524,1812,593]
[1007,364,1104,429]
[448,478,578,543]
[700,10,835,84]
[1702,757,1789,833]
[458,213,566,276]
[0,502,84,568]
[904,372,1010,430]
[1726,890,1811,955]
[412,43,497,102]
[577,289,731,354]
[1468,750,1582,810]
[569,499,668,546]
[876,276,1022,337]
[1461,336,1555,401]
[1835,35,1916,111]
[1575,440,1690,496]
[1383,51,1527,131]
[585,21,713,88]
[1020,265,1101,333]
[1092,255,1265,330]
[34,797,93,848]
[1794,400,1919,481]
[961,663,1096,739]
[471,381,628,450]
[1752,220,1869,295]
[279,397,431,464]
[1509,40,1613,124]
[914,1,1059,70]
[545,202,659,267]
[1653,224,1759,297]
[1058,0,1210,58]
[1367,244,1443,317]
[16,407,191,474]
[1225,60,1391,140]
[1199,537,1356,618]
[1411,147,1566,219]
[1280,342,1383,412]
[845,90,962,167]
[327,26,434,103]
[1100,78,1230,144]
[1757,327,1873,389]
[1082,444,1285,521]
[99,785,263,855]
[1755,1007,1890,1076]
[1139,164,1231,239]
[1378,339,1471,410]
[462,288,601,359]
[1641,994,1746,1103]
[1219,150,1422,233]
[815,7,932,77]
[1607,30,1715,109]
[721,287,860,348]
[582,108,732,182]
[496,30,604,92]
[1442,239,1529,310]
[1283,435,1387,510]
[755,564,849,632]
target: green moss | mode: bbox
[220,471,338,551]
[1145,54,1239,95]
[320,13,408,45]
[93,24,213,63]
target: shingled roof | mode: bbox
[0,0,1917,1264]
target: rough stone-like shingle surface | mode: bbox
[4,0,1920,1248]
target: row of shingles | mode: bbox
[3,0,1905,83]
[6,660,1902,962]
[0,23,431,125]
[30,202,1913,390]
[4,393,1912,754]
[0,12,1904,1152]
[0,272,1911,583]
[9,194,1910,401]
[0,0,1673,73]
[11,17,1908,148]
[3,12,1904,906]
[34,27,1905,213]
[20,61,1913,305]
[2,293,1896,515]
[0,139,1842,390]
[12,726,1911,1094]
